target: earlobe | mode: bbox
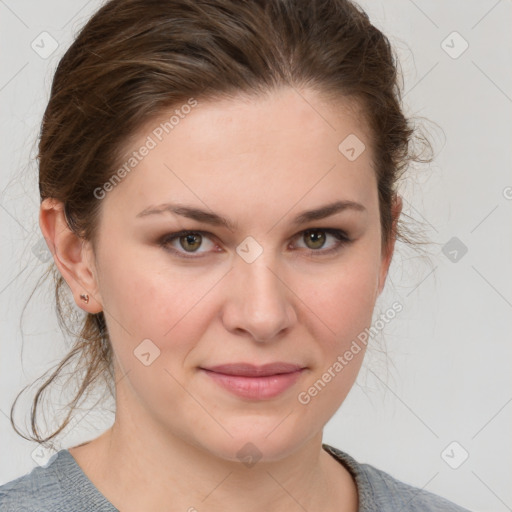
[39,198,103,314]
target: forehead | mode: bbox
[104,87,376,221]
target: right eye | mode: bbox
[158,230,219,259]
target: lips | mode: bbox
[200,362,306,400]
[203,362,304,377]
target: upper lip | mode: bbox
[201,362,305,377]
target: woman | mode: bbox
[0,0,471,510]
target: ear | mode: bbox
[39,198,103,313]
[376,194,403,298]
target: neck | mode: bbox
[71,416,357,512]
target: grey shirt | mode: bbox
[0,443,471,511]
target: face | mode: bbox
[83,87,397,463]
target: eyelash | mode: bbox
[158,228,351,260]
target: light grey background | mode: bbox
[1,1,511,511]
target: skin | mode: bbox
[40,86,402,512]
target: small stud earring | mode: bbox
[79,294,90,304]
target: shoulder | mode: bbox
[0,449,117,512]
[323,444,472,512]
[0,451,64,512]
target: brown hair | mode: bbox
[11,0,434,448]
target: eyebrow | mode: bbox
[136,199,366,230]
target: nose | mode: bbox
[221,254,296,343]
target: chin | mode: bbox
[197,419,318,466]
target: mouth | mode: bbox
[199,362,307,400]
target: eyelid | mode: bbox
[158,227,351,259]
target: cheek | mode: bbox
[293,253,380,347]
[293,258,379,424]
[99,252,224,358]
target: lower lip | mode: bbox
[201,369,304,400]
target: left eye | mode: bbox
[295,228,349,254]
[159,228,350,259]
